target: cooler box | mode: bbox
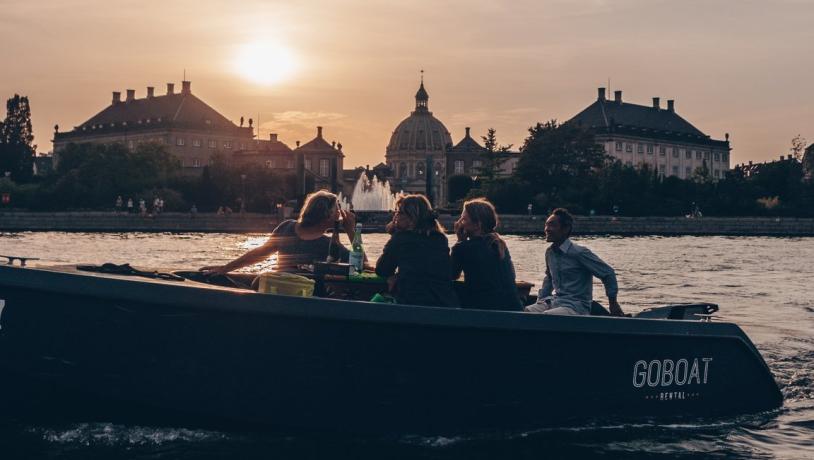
[257,272,315,297]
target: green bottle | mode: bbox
[349,223,364,275]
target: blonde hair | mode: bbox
[463,198,507,259]
[298,190,337,228]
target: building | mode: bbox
[567,88,731,180]
[53,81,254,171]
[804,144,814,182]
[232,127,345,192]
[384,79,518,205]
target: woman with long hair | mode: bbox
[451,198,522,310]
[201,190,355,274]
[375,194,459,308]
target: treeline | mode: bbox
[0,142,298,212]
[457,121,814,217]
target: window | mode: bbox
[224,141,232,149]
[659,146,666,155]
[722,152,729,162]
[286,160,293,169]
[192,139,201,147]
[695,150,701,160]
[454,160,465,174]
[176,137,185,146]
[672,165,679,176]
[658,164,666,176]
[703,151,710,160]
[685,166,692,178]
[626,143,633,153]
[638,144,644,154]
[193,158,201,168]
[265,160,272,168]
[672,148,679,158]
[305,159,312,171]
[240,142,246,150]
[647,144,654,154]
[208,139,217,149]
[319,159,330,177]
[416,162,425,176]
[684,149,690,159]
[615,142,623,151]
[713,152,720,162]
[472,160,482,170]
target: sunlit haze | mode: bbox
[1,0,812,167]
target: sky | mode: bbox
[1,0,812,168]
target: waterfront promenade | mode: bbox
[2,211,814,236]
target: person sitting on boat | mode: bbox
[375,194,459,308]
[525,208,625,316]
[451,198,522,311]
[200,190,356,274]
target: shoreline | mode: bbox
[2,211,814,236]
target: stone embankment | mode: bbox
[1,212,813,236]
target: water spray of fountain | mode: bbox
[338,172,399,211]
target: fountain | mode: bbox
[338,172,398,211]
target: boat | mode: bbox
[0,262,783,434]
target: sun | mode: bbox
[233,40,298,85]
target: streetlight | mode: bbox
[240,174,247,213]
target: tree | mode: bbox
[790,134,807,161]
[514,120,608,203]
[447,174,474,203]
[0,95,36,182]
[475,128,513,184]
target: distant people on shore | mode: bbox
[375,194,459,308]
[525,208,624,316]
[201,190,356,274]
[451,198,522,311]
[115,196,123,214]
[190,204,198,219]
[126,197,134,214]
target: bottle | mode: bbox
[349,223,364,275]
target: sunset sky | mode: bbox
[1,0,812,167]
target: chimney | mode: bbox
[112,91,121,104]
[166,83,175,95]
[317,126,323,138]
[296,140,301,148]
[667,100,675,112]
[181,80,191,94]
[614,90,622,103]
[597,87,606,101]
[331,141,336,148]
[465,127,471,137]
[652,97,660,109]
[147,86,154,98]
[269,133,278,142]
[126,89,135,102]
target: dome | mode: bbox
[386,81,452,153]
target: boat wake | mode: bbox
[30,422,227,446]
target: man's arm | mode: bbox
[537,259,553,301]
[578,248,624,316]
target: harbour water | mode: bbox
[0,232,812,459]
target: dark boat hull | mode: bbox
[0,265,783,434]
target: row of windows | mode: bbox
[176,138,243,149]
[615,142,728,162]
[624,161,724,179]
[264,159,295,169]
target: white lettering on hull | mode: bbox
[633,358,713,388]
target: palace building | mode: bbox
[567,88,731,180]
[52,81,345,190]
[384,79,519,205]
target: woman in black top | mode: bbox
[201,190,354,274]
[451,198,522,311]
[375,194,459,308]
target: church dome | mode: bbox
[386,81,452,153]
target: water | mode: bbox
[338,172,397,211]
[0,232,812,459]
